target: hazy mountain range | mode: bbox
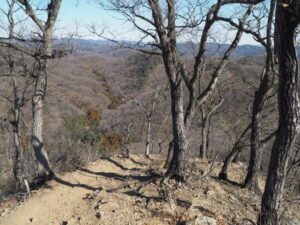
[67,38,266,58]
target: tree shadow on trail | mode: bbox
[128,157,145,166]
[122,190,192,209]
[114,155,147,167]
[77,167,159,183]
[52,176,101,191]
[101,157,141,171]
[211,176,243,187]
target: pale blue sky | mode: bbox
[57,0,258,45]
[0,0,258,45]
[58,1,137,40]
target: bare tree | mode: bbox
[120,73,163,158]
[218,123,251,179]
[0,0,33,192]
[0,0,63,179]
[286,142,300,195]
[199,95,224,159]
[242,0,277,192]
[122,122,134,157]
[259,1,300,224]
[95,0,262,181]
[217,1,278,190]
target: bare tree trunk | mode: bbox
[206,120,211,154]
[12,106,30,193]
[243,0,276,193]
[14,0,62,179]
[164,141,174,169]
[32,30,53,177]
[145,117,151,157]
[199,107,207,159]
[243,69,275,192]
[31,63,52,177]
[199,121,208,159]
[259,2,300,224]
[199,99,223,159]
[6,0,30,192]
[165,81,188,181]
[122,122,133,157]
[232,151,240,163]
[12,104,24,191]
[219,123,251,180]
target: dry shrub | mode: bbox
[100,133,124,153]
[64,108,102,143]
[85,108,102,125]
[20,134,30,151]
[53,148,86,172]
[0,166,15,198]
[161,212,191,225]
[70,98,91,110]
[107,95,123,110]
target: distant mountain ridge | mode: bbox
[68,38,266,58]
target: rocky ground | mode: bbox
[0,154,299,225]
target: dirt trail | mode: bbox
[0,155,299,225]
[0,155,160,225]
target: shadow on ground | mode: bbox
[53,176,101,191]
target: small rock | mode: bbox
[194,216,216,225]
[61,222,68,225]
[95,211,104,219]
[0,208,10,216]
[95,212,101,219]
[29,218,33,222]
[98,199,107,204]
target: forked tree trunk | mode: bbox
[199,99,223,159]
[259,2,300,224]
[219,123,251,180]
[232,151,240,163]
[7,1,29,192]
[243,0,276,193]
[244,69,274,192]
[16,0,62,180]
[148,0,254,182]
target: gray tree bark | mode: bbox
[199,99,224,159]
[243,0,276,193]
[165,80,189,180]
[259,1,300,224]
[4,0,30,192]
[17,0,62,178]
[219,123,251,180]
[145,117,151,157]
[31,62,52,177]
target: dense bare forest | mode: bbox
[0,0,299,225]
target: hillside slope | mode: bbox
[0,155,299,225]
